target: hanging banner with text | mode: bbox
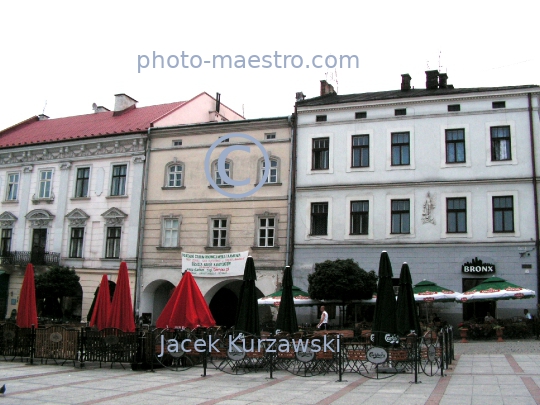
[181,251,249,277]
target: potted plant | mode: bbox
[493,324,504,342]
[458,323,469,343]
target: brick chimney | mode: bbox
[401,74,412,91]
[320,80,336,96]
[438,73,448,89]
[425,70,439,90]
[113,94,138,112]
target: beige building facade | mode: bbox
[139,116,292,326]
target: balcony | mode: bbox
[0,251,61,266]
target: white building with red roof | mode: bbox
[0,92,243,321]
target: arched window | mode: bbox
[165,162,184,187]
[212,159,232,186]
[259,157,280,184]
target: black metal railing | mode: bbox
[0,251,60,266]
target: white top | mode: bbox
[321,311,328,323]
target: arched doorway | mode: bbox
[140,279,175,325]
[153,281,175,323]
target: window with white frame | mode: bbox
[261,158,279,184]
[257,216,276,247]
[351,135,369,168]
[391,199,410,234]
[211,217,229,247]
[391,132,410,166]
[75,167,90,198]
[105,227,121,258]
[162,218,180,247]
[69,227,84,258]
[167,164,184,187]
[350,200,369,235]
[446,129,466,163]
[5,172,19,201]
[310,202,328,235]
[491,126,511,161]
[447,198,467,233]
[110,164,127,196]
[1,228,12,255]
[312,138,329,170]
[492,196,514,233]
[38,169,53,198]
[212,160,231,186]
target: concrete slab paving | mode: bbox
[1,340,540,404]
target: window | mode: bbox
[69,227,84,258]
[258,217,275,247]
[105,227,121,258]
[448,104,461,112]
[355,112,367,119]
[446,129,465,163]
[0,229,12,255]
[213,160,231,185]
[173,139,183,146]
[261,158,278,183]
[163,218,179,247]
[351,135,369,168]
[75,168,90,198]
[5,173,19,201]
[447,198,467,233]
[265,133,276,140]
[168,164,183,187]
[312,138,329,170]
[391,199,410,234]
[491,126,511,161]
[391,132,410,166]
[310,203,328,235]
[493,196,514,232]
[492,101,506,109]
[395,108,406,116]
[211,218,228,247]
[38,170,53,198]
[350,201,369,235]
[110,164,127,196]
[316,115,327,122]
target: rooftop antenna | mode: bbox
[242,104,245,117]
[42,100,47,115]
[438,51,442,72]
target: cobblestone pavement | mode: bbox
[0,340,539,404]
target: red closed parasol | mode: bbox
[156,271,216,329]
[16,263,38,328]
[107,262,135,332]
[89,275,111,330]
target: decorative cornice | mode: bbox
[296,90,540,114]
[22,165,33,173]
[65,208,90,226]
[296,177,533,192]
[0,211,17,228]
[59,162,72,170]
[101,207,128,225]
[132,155,145,164]
[0,137,146,167]
[26,209,55,228]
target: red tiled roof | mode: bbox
[0,101,186,148]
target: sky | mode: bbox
[0,1,538,132]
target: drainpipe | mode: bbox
[288,105,298,269]
[134,127,152,318]
[527,93,540,308]
[285,114,294,267]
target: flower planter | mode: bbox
[459,328,468,343]
[495,327,504,342]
